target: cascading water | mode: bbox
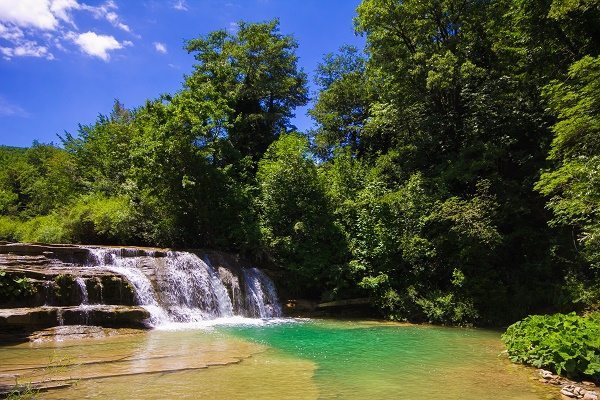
[85,247,281,327]
[243,268,282,318]
[75,277,90,324]
[75,277,89,305]
[157,251,235,322]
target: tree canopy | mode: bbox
[1,7,599,325]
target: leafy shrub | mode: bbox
[0,216,19,241]
[64,195,138,244]
[54,274,75,304]
[0,271,37,299]
[16,214,68,243]
[563,273,600,310]
[502,313,600,382]
[415,291,478,325]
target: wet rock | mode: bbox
[541,369,558,380]
[0,307,58,327]
[28,325,144,342]
[0,305,150,329]
[583,392,599,400]
[0,243,137,308]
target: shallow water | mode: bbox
[0,319,557,399]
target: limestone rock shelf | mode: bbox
[0,242,282,331]
[0,306,150,329]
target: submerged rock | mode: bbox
[28,325,144,342]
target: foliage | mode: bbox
[185,19,308,162]
[54,274,75,303]
[1,5,598,326]
[257,133,348,296]
[0,216,19,241]
[536,56,600,269]
[0,270,37,300]
[5,383,39,400]
[16,214,68,244]
[502,313,600,381]
[310,46,370,158]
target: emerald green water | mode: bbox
[222,320,555,399]
[0,319,556,399]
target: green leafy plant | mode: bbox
[5,382,39,400]
[0,270,37,299]
[502,313,600,382]
[54,274,75,303]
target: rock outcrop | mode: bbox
[0,242,282,332]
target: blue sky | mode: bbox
[0,0,364,148]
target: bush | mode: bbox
[16,214,68,244]
[415,291,478,325]
[0,271,37,300]
[0,216,19,241]
[64,195,138,244]
[502,313,600,382]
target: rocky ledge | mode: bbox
[0,242,155,332]
[0,306,149,329]
[538,369,599,400]
[0,242,137,308]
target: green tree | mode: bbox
[536,55,600,272]
[185,20,309,164]
[310,46,371,158]
[257,133,348,297]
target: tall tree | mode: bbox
[185,20,309,164]
[536,56,600,272]
[310,46,371,158]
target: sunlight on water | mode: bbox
[0,320,557,400]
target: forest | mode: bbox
[0,0,598,326]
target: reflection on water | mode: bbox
[0,319,557,399]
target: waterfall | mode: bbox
[75,277,89,305]
[75,277,90,324]
[243,268,282,318]
[158,251,234,322]
[85,247,281,326]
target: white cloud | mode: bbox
[82,2,130,32]
[50,0,80,26]
[105,11,118,23]
[1,40,53,60]
[80,1,116,19]
[0,0,59,30]
[0,23,24,41]
[173,0,188,11]
[117,22,130,32]
[71,31,123,61]
[153,41,167,54]
[0,0,135,61]
[0,96,29,117]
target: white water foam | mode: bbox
[85,247,282,328]
[154,317,302,331]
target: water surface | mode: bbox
[0,319,556,399]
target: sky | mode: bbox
[0,0,364,148]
